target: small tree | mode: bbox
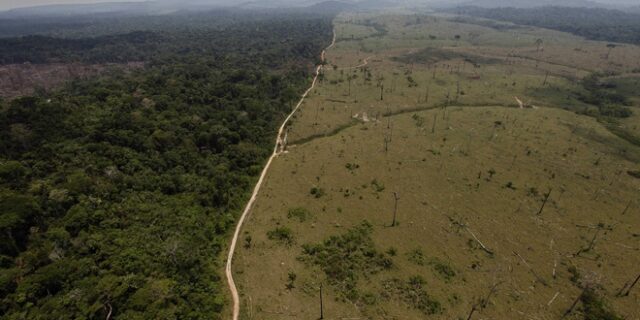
[535,38,543,52]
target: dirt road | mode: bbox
[224,29,336,320]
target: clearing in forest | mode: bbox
[232,12,640,320]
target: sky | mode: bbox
[0,0,145,11]
[0,0,637,11]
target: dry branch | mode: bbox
[514,251,548,287]
[466,227,494,255]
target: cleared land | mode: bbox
[233,12,640,320]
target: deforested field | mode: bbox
[233,11,640,320]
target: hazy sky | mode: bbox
[0,0,145,11]
[0,0,637,11]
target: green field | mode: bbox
[233,12,640,320]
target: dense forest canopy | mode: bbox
[446,6,640,45]
[0,9,333,320]
[0,7,344,39]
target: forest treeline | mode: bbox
[447,6,640,45]
[0,10,333,320]
[0,17,330,66]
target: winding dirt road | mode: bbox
[225,29,336,320]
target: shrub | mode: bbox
[371,179,385,192]
[267,227,294,246]
[580,288,622,320]
[310,187,325,198]
[286,271,296,290]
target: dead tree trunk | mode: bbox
[575,229,600,256]
[391,192,399,226]
[431,113,437,133]
[467,282,501,320]
[537,189,552,215]
[617,273,640,297]
[319,284,324,319]
[561,292,582,319]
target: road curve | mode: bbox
[225,29,336,320]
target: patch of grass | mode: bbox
[299,221,393,301]
[407,248,426,266]
[431,260,456,282]
[287,207,312,222]
[371,179,385,192]
[267,227,294,246]
[381,276,442,315]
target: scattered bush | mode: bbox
[407,248,426,266]
[381,276,442,315]
[287,207,311,222]
[286,271,297,290]
[310,187,325,198]
[299,221,392,301]
[267,227,294,246]
[345,163,360,172]
[432,260,456,282]
[244,235,252,249]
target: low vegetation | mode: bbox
[299,221,393,302]
[381,276,442,315]
[267,227,295,246]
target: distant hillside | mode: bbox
[308,0,354,12]
[0,2,161,18]
[446,6,640,45]
[463,0,602,8]
[433,0,614,9]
